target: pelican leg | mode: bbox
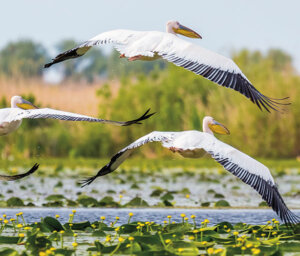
[128,55,142,61]
[169,147,182,153]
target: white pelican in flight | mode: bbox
[45,21,288,112]
[0,96,154,136]
[81,116,299,226]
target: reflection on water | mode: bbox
[1,208,300,225]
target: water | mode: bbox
[1,208,300,225]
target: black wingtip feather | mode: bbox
[0,163,39,181]
[122,109,156,126]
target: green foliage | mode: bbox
[0,48,300,159]
[0,40,47,78]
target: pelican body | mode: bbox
[45,21,288,112]
[0,96,154,136]
[81,117,299,226]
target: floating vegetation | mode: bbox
[0,211,299,255]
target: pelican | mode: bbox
[0,163,39,181]
[0,96,154,136]
[45,21,288,112]
[81,116,299,226]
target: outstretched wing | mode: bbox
[0,163,39,181]
[81,131,177,187]
[6,108,154,126]
[195,133,299,226]
[44,29,144,68]
[153,34,289,112]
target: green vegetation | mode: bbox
[0,211,299,255]
[0,40,300,159]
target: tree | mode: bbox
[0,40,48,78]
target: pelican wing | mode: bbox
[193,133,299,225]
[81,131,177,187]
[44,30,146,68]
[153,34,288,112]
[0,163,39,181]
[6,108,154,126]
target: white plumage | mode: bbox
[45,21,288,112]
[81,116,299,226]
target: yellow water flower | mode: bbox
[180,213,186,218]
[10,218,15,222]
[193,230,199,233]
[261,233,266,237]
[272,218,276,222]
[163,220,168,224]
[185,194,190,198]
[184,217,189,221]
[201,241,207,245]
[204,219,210,223]
[128,236,134,241]
[191,215,196,219]
[119,194,123,198]
[129,212,134,217]
[274,220,279,224]
[207,248,214,254]
[55,215,60,218]
[246,243,253,248]
[72,242,78,247]
[200,228,205,232]
[252,248,261,255]
[16,224,23,228]
[252,230,257,234]
[178,248,183,253]
[50,248,56,251]
[3,214,7,218]
[72,210,76,213]
[116,216,120,220]
[24,227,31,230]
[126,244,131,248]
[59,230,65,234]
[69,214,74,217]
[105,236,111,242]
[115,227,120,232]
[214,248,223,253]
[69,223,73,227]
[118,237,124,243]
[165,239,171,244]
[226,229,231,232]
[233,231,239,236]
[73,233,78,237]
[39,252,46,256]
[100,216,106,220]
[167,215,172,219]
[237,238,243,242]
[188,236,195,240]
[272,231,277,235]
[18,233,25,237]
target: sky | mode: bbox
[1,0,300,71]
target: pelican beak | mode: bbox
[208,120,230,135]
[16,99,38,110]
[173,24,202,39]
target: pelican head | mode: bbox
[203,116,230,135]
[11,96,38,110]
[166,20,202,39]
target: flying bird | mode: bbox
[0,163,39,181]
[0,96,154,136]
[45,21,288,112]
[81,116,299,226]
